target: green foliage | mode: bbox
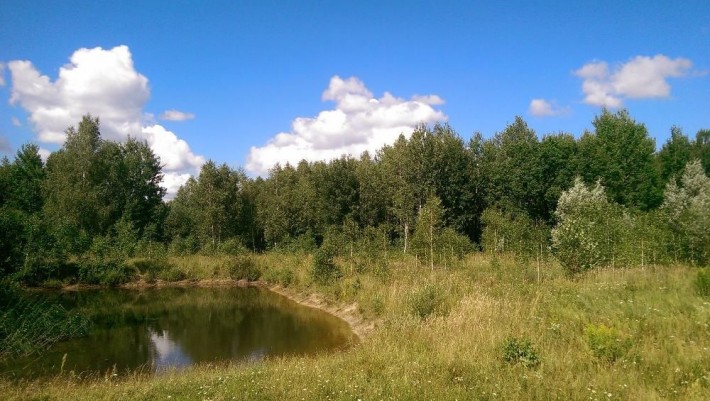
[551,178,622,275]
[226,255,261,281]
[409,283,446,319]
[482,117,546,221]
[661,160,710,266]
[218,238,248,255]
[169,235,200,256]
[311,244,341,284]
[481,206,549,261]
[77,258,136,286]
[0,284,89,358]
[584,324,631,363]
[275,233,317,253]
[579,109,660,210]
[695,268,710,297]
[502,337,540,368]
[157,265,188,282]
[411,195,444,269]
[262,266,295,287]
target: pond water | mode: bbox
[0,286,357,379]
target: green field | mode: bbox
[2,253,708,400]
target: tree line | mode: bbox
[1,110,708,283]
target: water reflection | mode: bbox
[149,328,192,370]
[0,286,356,379]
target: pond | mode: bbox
[0,286,357,379]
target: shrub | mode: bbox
[311,245,341,284]
[157,265,188,282]
[584,323,631,363]
[168,236,200,256]
[502,337,540,368]
[128,258,175,283]
[409,283,446,319]
[218,238,248,256]
[552,178,623,275]
[695,268,710,297]
[77,259,136,286]
[226,255,261,281]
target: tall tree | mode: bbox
[657,126,693,186]
[661,160,710,265]
[538,133,578,223]
[578,109,660,210]
[482,116,544,219]
[411,194,444,269]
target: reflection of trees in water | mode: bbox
[1,287,356,378]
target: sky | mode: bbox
[0,0,708,197]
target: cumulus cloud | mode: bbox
[37,147,51,161]
[11,117,21,127]
[246,75,447,175]
[574,55,693,108]
[0,63,5,86]
[528,98,568,117]
[6,45,205,198]
[160,109,195,121]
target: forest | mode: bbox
[1,109,708,286]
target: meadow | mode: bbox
[1,252,708,400]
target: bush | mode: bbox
[502,337,540,368]
[695,268,710,297]
[552,178,622,275]
[226,255,261,281]
[158,267,188,282]
[218,238,248,256]
[311,245,341,284]
[77,259,136,286]
[584,323,631,363]
[168,236,200,256]
[409,283,446,319]
[128,258,175,283]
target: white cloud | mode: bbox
[38,147,51,161]
[0,63,5,86]
[142,124,205,171]
[6,45,205,198]
[160,109,195,121]
[246,75,447,175]
[528,98,568,117]
[11,117,21,127]
[574,55,693,107]
[161,172,193,200]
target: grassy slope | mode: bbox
[1,254,708,400]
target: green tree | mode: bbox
[538,133,578,223]
[481,117,545,220]
[7,144,45,214]
[578,109,660,210]
[692,129,709,174]
[411,194,444,269]
[661,160,710,265]
[657,126,693,186]
[551,178,623,275]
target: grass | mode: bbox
[1,253,709,400]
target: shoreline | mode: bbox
[264,284,375,341]
[30,278,374,342]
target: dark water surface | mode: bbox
[0,286,356,379]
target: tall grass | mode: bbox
[0,285,89,359]
[2,254,709,400]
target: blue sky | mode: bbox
[0,0,708,195]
